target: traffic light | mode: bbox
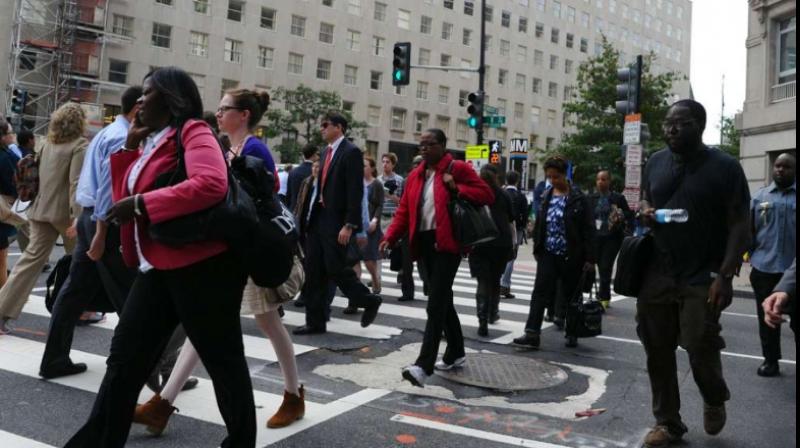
[392,42,411,86]
[615,55,643,115]
[11,88,29,114]
[467,91,484,129]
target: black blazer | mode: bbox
[588,191,634,237]
[287,160,313,212]
[311,139,364,234]
[533,188,596,265]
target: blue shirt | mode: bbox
[545,195,568,256]
[75,115,130,221]
[8,143,23,159]
[751,182,796,274]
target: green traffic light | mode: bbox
[467,116,478,128]
[394,70,404,82]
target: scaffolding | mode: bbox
[5,0,115,134]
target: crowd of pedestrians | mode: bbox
[0,65,795,448]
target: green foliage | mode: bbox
[718,115,741,159]
[545,39,683,190]
[264,85,368,162]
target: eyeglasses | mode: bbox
[418,142,440,151]
[216,105,244,114]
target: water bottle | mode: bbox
[655,209,689,224]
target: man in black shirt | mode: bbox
[638,100,750,448]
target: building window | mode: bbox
[778,17,796,84]
[547,109,557,126]
[457,120,468,141]
[552,1,561,18]
[535,22,544,38]
[189,31,209,57]
[112,14,133,36]
[418,48,431,65]
[567,6,576,23]
[372,36,385,56]
[565,59,573,74]
[151,23,171,48]
[463,28,473,46]
[316,59,332,80]
[193,0,210,14]
[581,12,590,28]
[464,1,474,15]
[155,0,172,5]
[374,2,387,21]
[319,23,334,43]
[436,116,451,135]
[580,38,588,53]
[261,8,276,30]
[551,28,560,44]
[291,15,306,37]
[288,53,304,75]
[516,45,527,62]
[227,0,244,22]
[398,9,411,29]
[348,0,362,15]
[442,22,453,40]
[368,106,381,126]
[440,54,451,66]
[414,112,429,133]
[500,40,510,57]
[514,102,524,120]
[394,85,407,96]
[438,85,449,104]
[344,65,358,85]
[497,98,507,116]
[534,50,543,66]
[365,141,378,159]
[346,30,361,51]
[484,5,494,22]
[391,108,406,129]
[532,77,542,94]
[257,46,274,69]
[221,78,238,98]
[501,11,511,28]
[498,69,508,86]
[108,59,128,83]
[416,81,429,100]
[548,82,558,98]
[421,16,432,34]
[566,33,574,48]
[550,55,559,70]
[530,106,541,125]
[444,0,454,9]
[458,89,469,106]
[370,71,383,90]
[224,39,242,63]
[323,0,334,6]
[515,73,526,90]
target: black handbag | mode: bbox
[613,233,654,297]
[148,123,258,249]
[567,271,603,338]
[446,161,498,248]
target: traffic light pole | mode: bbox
[476,0,486,145]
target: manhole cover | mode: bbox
[434,353,568,391]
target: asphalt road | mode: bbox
[0,242,795,448]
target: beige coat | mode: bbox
[27,136,87,225]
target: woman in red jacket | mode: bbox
[380,129,494,387]
[65,67,254,448]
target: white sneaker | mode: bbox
[434,356,466,371]
[401,365,428,387]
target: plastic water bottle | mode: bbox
[655,209,689,224]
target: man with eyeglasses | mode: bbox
[636,100,751,448]
[293,112,382,335]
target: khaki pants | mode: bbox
[0,220,76,320]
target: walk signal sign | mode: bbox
[392,42,411,86]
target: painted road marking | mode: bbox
[0,430,56,448]
[391,414,572,448]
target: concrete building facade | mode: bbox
[3,0,692,184]
[738,0,796,193]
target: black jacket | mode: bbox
[533,188,596,265]
[505,186,529,230]
[588,191,634,238]
[287,160,313,212]
[309,139,364,234]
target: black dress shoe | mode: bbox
[40,362,88,379]
[512,333,540,348]
[565,336,578,348]
[477,320,489,337]
[292,325,326,335]
[293,299,306,308]
[342,305,359,315]
[398,296,414,302]
[361,296,382,327]
[181,377,200,391]
[757,361,780,377]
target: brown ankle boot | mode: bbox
[267,385,305,429]
[133,394,177,436]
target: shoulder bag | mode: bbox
[567,271,604,338]
[446,161,498,248]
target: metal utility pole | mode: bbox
[476,0,486,145]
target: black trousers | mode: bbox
[40,209,135,372]
[304,215,377,329]
[472,252,505,322]
[751,269,790,362]
[595,234,623,301]
[399,239,416,299]
[65,252,252,448]
[415,231,464,375]
[525,251,582,336]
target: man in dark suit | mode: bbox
[293,112,382,335]
[287,143,319,212]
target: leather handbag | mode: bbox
[148,123,258,249]
[613,234,654,297]
[446,161,498,248]
[567,271,603,338]
[264,255,305,304]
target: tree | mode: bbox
[544,39,683,191]
[264,85,368,163]
[718,115,741,159]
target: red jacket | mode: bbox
[383,153,494,257]
[112,119,229,270]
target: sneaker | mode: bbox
[643,425,683,448]
[401,365,428,387]
[512,333,540,349]
[434,356,466,371]
[704,403,726,436]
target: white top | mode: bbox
[278,170,289,195]
[127,127,172,273]
[419,169,437,231]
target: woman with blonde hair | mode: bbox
[0,102,86,337]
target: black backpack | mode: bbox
[613,234,654,297]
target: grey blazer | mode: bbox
[774,258,796,301]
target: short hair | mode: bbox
[48,102,86,144]
[480,164,500,189]
[226,88,270,130]
[671,99,707,131]
[506,170,520,186]
[302,143,319,160]
[543,155,569,174]
[0,117,9,136]
[121,86,143,115]
[17,129,34,147]
[382,152,398,165]
[143,67,203,127]
[322,111,348,134]
[425,128,448,148]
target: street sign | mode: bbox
[623,113,642,145]
[489,140,502,165]
[625,144,643,166]
[624,164,642,188]
[484,105,498,115]
[466,144,490,172]
[509,138,528,159]
[485,115,506,127]
[623,187,641,211]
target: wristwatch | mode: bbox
[344,223,357,230]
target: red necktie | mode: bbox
[321,145,333,189]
